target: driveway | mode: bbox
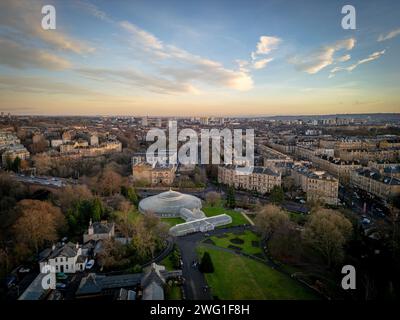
[174,225,250,300]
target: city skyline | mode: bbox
[0,0,400,116]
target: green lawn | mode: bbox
[114,209,140,222]
[165,284,183,300]
[207,230,262,256]
[202,205,248,226]
[160,255,175,271]
[197,246,318,300]
[161,217,186,227]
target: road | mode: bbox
[174,225,251,300]
[339,185,389,228]
[9,173,74,188]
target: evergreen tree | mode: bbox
[226,187,236,208]
[91,197,104,221]
[199,251,214,273]
[270,186,284,204]
[12,157,21,173]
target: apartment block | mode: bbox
[218,165,281,194]
[290,165,339,205]
[350,167,400,201]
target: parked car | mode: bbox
[5,275,17,288]
[362,218,371,225]
[18,267,30,273]
[56,272,68,280]
[85,260,95,270]
[56,283,66,289]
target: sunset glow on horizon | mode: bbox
[0,0,399,116]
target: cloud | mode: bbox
[75,0,112,23]
[289,38,355,74]
[246,35,281,70]
[337,54,351,62]
[0,0,94,54]
[0,75,98,95]
[74,2,255,92]
[253,58,274,70]
[0,38,71,70]
[76,67,198,94]
[330,50,386,75]
[255,36,281,55]
[378,28,400,42]
[334,38,356,51]
[120,21,164,51]
[118,21,253,91]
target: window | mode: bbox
[55,258,57,263]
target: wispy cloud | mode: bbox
[0,0,94,55]
[247,36,281,70]
[337,54,351,62]
[378,28,400,42]
[0,38,71,70]
[74,0,113,23]
[0,75,100,95]
[253,58,274,70]
[254,36,281,55]
[108,20,254,92]
[289,38,355,74]
[330,50,386,76]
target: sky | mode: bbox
[0,0,399,117]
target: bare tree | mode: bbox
[56,185,93,212]
[205,191,221,207]
[96,169,122,196]
[303,208,352,267]
[13,200,66,254]
[254,204,291,241]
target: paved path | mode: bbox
[174,225,251,300]
[240,211,255,225]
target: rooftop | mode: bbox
[354,168,400,185]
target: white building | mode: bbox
[83,220,115,243]
[39,242,87,274]
[50,139,63,148]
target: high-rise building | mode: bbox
[200,117,209,125]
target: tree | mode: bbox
[12,157,21,172]
[270,186,284,204]
[97,239,129,270]
[97,169,122,196]
[33,153,52,175]
[168,244,181,269]
[226,186,236,208]
[254,204,291,241]
[131,213,168,260]
[205,191,221,207]
[303,208,352,267]
[115,202,135,241]
[13,200,66,254]
[199,251,214,273]
[282,176,295,199]
[121,186,139,206]
[56,185,93,213]
[66,197,105,235]
[91,197,104,221]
